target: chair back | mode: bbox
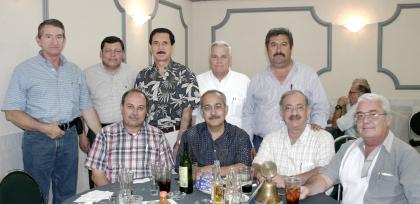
[409,111,420,146]
[334,135,357,152]
[0,170,44,204]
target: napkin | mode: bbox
[74,190,114,203]
[134,177,151,184]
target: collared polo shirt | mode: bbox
[2,52,91,123]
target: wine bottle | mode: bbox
[179,142,193,194]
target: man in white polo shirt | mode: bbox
[301,93,420,203]
[194,41,250,128]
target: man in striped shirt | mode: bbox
[85,89,174,185]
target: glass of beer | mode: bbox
[212,181,224,204]
[157,166,172,192]
[285,176,301,204]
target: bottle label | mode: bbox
[179,166,188,188]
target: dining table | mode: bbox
[64,175,338,204]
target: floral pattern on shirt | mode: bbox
[134,60,200,128]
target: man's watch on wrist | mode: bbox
[335,105,343,110]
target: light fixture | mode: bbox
[343,16,366,32]
[122,0,155,27]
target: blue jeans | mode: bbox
[22,127,78,204]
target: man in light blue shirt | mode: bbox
[243,27,330,152]
[1,19,101,204]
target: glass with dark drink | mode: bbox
[239,166,253,193]
[157,166,172,192]
[285,176,301,204]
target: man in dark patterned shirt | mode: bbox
[175,90,252,178]
[135,28,200,156]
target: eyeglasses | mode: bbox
[355,111,386,121]
[283,104,305,112]
[103,49,123,55]
[201,104,224,112]
[348,91,361,95]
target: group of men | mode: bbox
[2,18,420,204]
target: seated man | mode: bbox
[301,93,420,203]
[329,78,371,137]
[85,89,174,186]
[175,90,252,178]
[253,90,335,187]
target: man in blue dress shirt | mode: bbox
[1,19,101,204]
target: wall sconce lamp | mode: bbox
[123,0,155,27]
[343,16,367,32]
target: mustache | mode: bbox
[273,52,285,57]
[157,51,166,54]
[288,114,302,120]
[209,115,221,120]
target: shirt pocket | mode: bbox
[372,172,403,197]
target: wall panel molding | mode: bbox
[378,3,420,90]
[149,0,189,66]
[211,6,332,76]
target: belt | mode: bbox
[160,125,180,133]
[58,117,80,131]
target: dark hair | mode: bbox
[101,36,125,51]
[357,85,371,94]
[149,28,175,45]
[121,89,148,109]
[279,90,308,108]
[265,27,293,49]
[37,19,65,38]
[200,90,227,107]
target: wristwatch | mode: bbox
[335,105,343,110]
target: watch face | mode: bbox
[335,105,342,110]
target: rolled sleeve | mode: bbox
[78,72,93,110]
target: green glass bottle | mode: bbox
[179,142,193,194]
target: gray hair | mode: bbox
[352,78,370,89]
[356,93,391,114]
[210,40,231,55]
[279,90,309,108]
[200,90,227,106]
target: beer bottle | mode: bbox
[212,160,223,204]
[179,141,193,193]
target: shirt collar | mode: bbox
[121,121,147,137]
[37,51,67,66]
[356,130,394,153]
[209,68,232,82]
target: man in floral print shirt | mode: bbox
[135,28,200,156]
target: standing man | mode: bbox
[85,89,174,186]
[84,36,137,188]
[1,19,101,204]
[301,93,420,203]
[243,27,330,151]
[135,28,200,156]
[176,90,252,178]
[253,90,334,187]
[194,41,250,128]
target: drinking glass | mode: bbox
[119,168,134,196]
[239,166,253,193]
[130,195,143,204]
[150,162,159,196]
[285,176,301,204]
[157,166,171,192]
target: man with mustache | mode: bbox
[175,90,252,178]
[253,90,334,187]
[85,89,174,186]
[243,27,330,152]
[301,93,420,203]
[135,28,200,157]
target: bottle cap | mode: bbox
[160,191,168,197]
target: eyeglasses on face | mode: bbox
[283,104,305,112]
[355,111,386,121]
[201,103,224,112]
